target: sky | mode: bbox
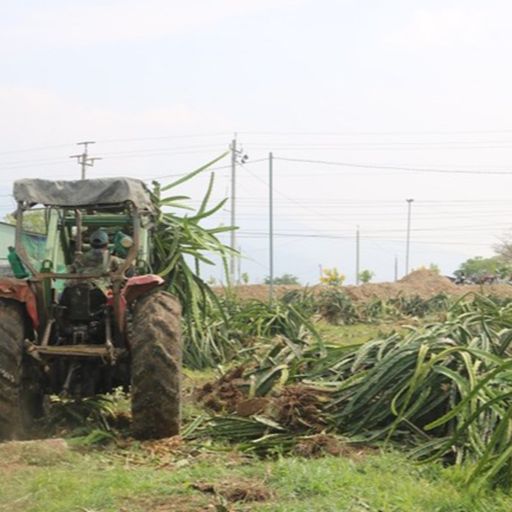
[1,0,512,284]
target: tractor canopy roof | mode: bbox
[13,177,156,213]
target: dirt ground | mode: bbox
[215,269,512,302]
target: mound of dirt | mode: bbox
[213,284,302,302]
[346,269,458,301]
[399,268,457,290]
[214,270,512,304]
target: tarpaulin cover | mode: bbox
[13,178,155,212]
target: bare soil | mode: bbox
[216,269,512,302]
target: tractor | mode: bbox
[0,178,182,440]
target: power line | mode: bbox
[239,129,512,135]
[95,132,232,144]
[237,231,491,247]
[276,157,512,175]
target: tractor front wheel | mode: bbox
[130,291,182,439]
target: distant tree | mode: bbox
[495,234,512,262]
[241,272,250,284]
[320,267,345,286]
[455,256,511,280]
[358,269,374,284]
[264,273,300,285]
[4,210,46,234]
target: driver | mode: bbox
[75,229,124,274]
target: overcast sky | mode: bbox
[2,0,512,284]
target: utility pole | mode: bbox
[228,136,248,286]
[237,245,242,285]
[394,255,398,282]
[405,198,414,275]
[355,226,360,285]
[230,137,237,285]
[70,141,101,180]
[269,152,274,302]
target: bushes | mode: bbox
[314,289,451,325]
[316,288,359,324]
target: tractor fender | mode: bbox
[122,275,165,304]
[113,275,165,337]
[0,277,39,329]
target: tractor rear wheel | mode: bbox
[0,299,27,440]
[130,290,182,439]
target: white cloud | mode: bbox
[0,0,303,47]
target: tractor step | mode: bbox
[25,342,124,359]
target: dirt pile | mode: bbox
[213,284,302,302]
[217,269,512,302]
[345,269,458,301]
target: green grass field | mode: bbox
[2,440,511,512]
[2,321,512,512]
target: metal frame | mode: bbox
[15,202,142,281]
[14,200,150,340]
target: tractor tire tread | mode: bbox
[130,290,182,439]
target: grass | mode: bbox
[1,445,512,512]
[316,319,404,345]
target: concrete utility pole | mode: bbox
[268,152,274,302]
[229,138,237,284]
[229,136,248,285]
[394,255,398,282]
[237,245,242,285]
[355,226,360,285]
[70,141,101,180]
[405,198,414,275]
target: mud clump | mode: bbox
[193,479,272,503]
[294,433,370,460]
[235,397,270,417]
[274,385,329,432]
[196,366,248,413]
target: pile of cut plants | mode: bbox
[187,294,512,489]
